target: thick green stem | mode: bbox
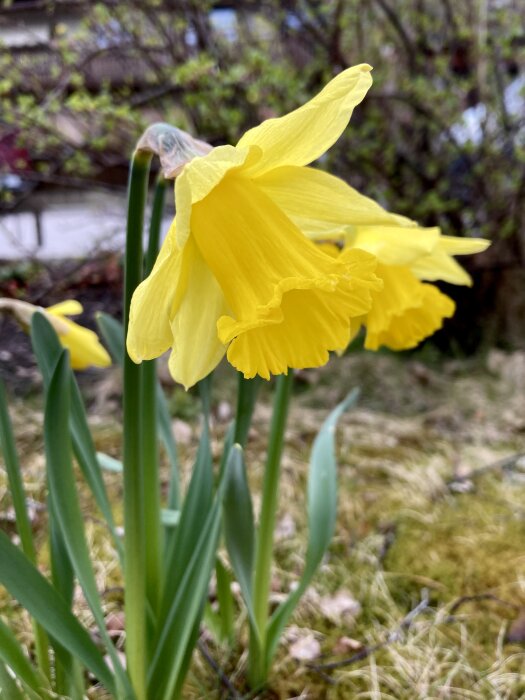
[249,371,294,687]
[123,149,152,700]
[233,374,262,448]
[142,177,166,617]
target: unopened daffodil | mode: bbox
[127,64,383,387]
[0,298,111,370]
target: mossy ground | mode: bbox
[1,349,525,699]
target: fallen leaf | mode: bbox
[172,419,192,445]
[319,590,361,623]
[332,636,363,655]
[289,634,321,661]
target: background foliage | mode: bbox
[1,0,524,347]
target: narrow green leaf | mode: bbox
[44,351,131,695]
[161,417,213,600]
[161,508,180,527]
[0,379,36,562]
[0,531,116,695]
[97,311,180,509]
[0,660,25,699]
[266,389,360,663]
[97,452,123,472]
[95,311,124,365]
[222,444,256,625]
[0,618,48,695]
[0,378,51,679]
[157,383,180,510]
[31,313,122,562]
[48,506,78,697]
[215,558,234,644]
[149,446,239,700]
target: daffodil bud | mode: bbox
[135,123,212,179]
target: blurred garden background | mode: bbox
[1,1,525,698]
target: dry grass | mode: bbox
[1,349,525,699]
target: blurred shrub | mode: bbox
[1,0,524,346]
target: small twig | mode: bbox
[447,453,525,489]
[308,590,430,673]
[197,638,241,700]
[378,523,397,566]
[447,593,520,619]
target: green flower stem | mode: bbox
[123,149,152,700]
[0,379,50,682]
[142,177,166,617]
[250,371,294,687]
[144,177,166,276]
[234,374,262,448]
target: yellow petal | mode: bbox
[438,235,490,255]
[174,144,261,248]
[56,318,112,369]
[237,64,373,176]
[46,300,83,316]
[410,235,490,286]
[167,238,229,389]
[127,221,190,362]
[349,226,440,266]
[364,264,455,351]
[410,247,473,286]
[255,165,415,238]
[190,173,381,379]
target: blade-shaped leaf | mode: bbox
[97,452,123,473]
[0,618,48,696]
[161,417,213,603]
[97,311,180,508]
[95,311,124,365]
[0,531,116,695]
[0,660,25,700]
[149,445,240,700]
[157,382,180,509]
[44,351,131,695]
[215,558,234,644]
[0,378,36,562]
[222,444,256,627]
[266,389,360,664]
[30,313,122,561]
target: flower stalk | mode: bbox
[123,148,152,699]
[142,177,167,618]
[249,371,294,687]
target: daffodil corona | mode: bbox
[0,298,111,370]
[128,64,382,388]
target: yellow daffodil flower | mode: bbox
[342,227,489,350]
[0,298,111,370]
[318,224,489,350]
[127,64,384,388]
